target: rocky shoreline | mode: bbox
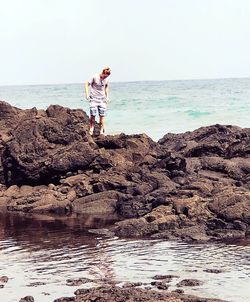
[0,100,249,301]
[0,101,249,243]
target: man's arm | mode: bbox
[84,82,90,101]
[105,84,110,103]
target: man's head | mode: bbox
[100,67,111,79]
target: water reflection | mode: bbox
[0,211,117,250]
[0,212,249,302]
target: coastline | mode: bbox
[0,100,249,301]
[0,100,249,242]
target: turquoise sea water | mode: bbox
[0,78,250,141]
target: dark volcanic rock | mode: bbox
[0,102,249,242]
[19,296,34,302]
[176,279,204,287]
[0,276,8,283]
[2,104,93,185]
[152,274,179,281]
[203,268,224,274]
[53,285,225,302]
[150,281,169,290]
[66,278,92,286]
[159,124,250,158]
[122,281,143,288]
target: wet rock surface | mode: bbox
[19,296,34,302]
[0,101,249,242]
[176,279,204,287]
[0,275,8,283]
[0,275,8,288]
[54,285,225,302]
[66,278,93,286]
[203,268,224,274]
[152,274,179,282]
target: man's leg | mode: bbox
[89,102,98,135]
[89,115,95,135]
[99,116,105,135]
[98,103,106,135]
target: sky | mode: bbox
[0,0,250,85]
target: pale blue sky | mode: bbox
[0,0,250,85]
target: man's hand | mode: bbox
[86,95,90,102]
[105,97,110,104]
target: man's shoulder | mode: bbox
[92,73,100,80]
[104,77,109,85]
[88,73,99,83]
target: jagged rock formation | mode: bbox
[0,101,249,241]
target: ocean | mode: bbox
[0,77,250,141]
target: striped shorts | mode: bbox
[89,97,107,117]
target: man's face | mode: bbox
[101,73,110,79]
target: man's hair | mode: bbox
[102,67,111,75]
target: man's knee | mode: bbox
[98,105,106,117]
[90,107,97,116]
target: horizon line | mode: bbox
[0,76,250,88]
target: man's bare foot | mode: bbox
[89,127,94,135]
[100,128,105,136]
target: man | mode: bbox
[85,67,111,135]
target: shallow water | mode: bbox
[0,212,249,302]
